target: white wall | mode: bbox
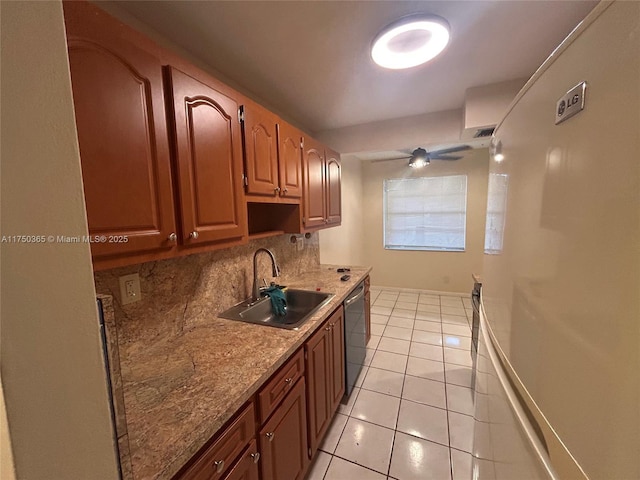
[316,109,462,155]
[1,2,120,478]
[362,149,490,293]
[462,78,527,137]
[319,157,365,266]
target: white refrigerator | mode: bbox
[474,1,639,479]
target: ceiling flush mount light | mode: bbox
[371,15,450,70]
[409,148,430,168]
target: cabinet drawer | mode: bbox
[258,349,305,424]
[225,440,260,480]
[178,403,255,480]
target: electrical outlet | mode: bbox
[297,236,304,251]
[119,273,141,305]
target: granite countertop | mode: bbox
[119,265,371,480]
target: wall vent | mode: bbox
[474,127,495,138]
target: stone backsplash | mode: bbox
[94,233,319,347]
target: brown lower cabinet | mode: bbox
[258,378,309,480]
[225,441,260,480]
[175,302,361,480]
[305,306,345,456]
[176,402,255,480]
[328,310,346,415]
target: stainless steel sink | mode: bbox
[219,289,334,330]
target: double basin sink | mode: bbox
[219,288,334,330]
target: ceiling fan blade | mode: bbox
[430,155,463,161]
[430,145,472,156]
[370,156,411,163]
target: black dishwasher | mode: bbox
[343,281,367,400]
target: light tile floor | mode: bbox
[306,288,475,480]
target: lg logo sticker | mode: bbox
[557,100,566,116]
[555,82,586,125]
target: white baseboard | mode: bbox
[370,284,470,297]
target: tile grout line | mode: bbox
[316,290,471,480]
[441,297,456,480]
[385,305,410,480]
[337,301,396,478]
[357,300,399,479]
[375,306,397,479]
[330,452,394,478]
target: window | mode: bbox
[384,175,467,251]
[484,173,509,254]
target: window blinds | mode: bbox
[384,175,467,251]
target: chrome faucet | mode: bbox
[252,248,280,301]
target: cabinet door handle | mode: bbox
[282,188,288,194]
[168,232,177,242]
[284,377,293,385]
[266,432,275,441]
[324,326,331,331]
[213,460,224,473]
[250,452,260,464]
[274,187,281,193]
[189,231,199,240]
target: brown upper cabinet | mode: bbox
[64,2,178,261]
[302,139,342,230]
[64,1,342,269]
[241,103,303,202]
[166,66,247,247]
[63,2,248,269]
[276,122,304,200]
[241,104,279,197]
[325,148,342,227]
[302,137,326,229]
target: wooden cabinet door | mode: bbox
[328,307,346,414]
[177,403,255,480]
[325,150,342,226]
[304,323,331,456]
[259,378,308,480]
[166,66,247,246]
[225,441,260,480]
[242,104,279,197]
[64,3,177,259]
[276,122,303,199]
[302,138,326,228]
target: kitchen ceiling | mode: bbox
[110,0,597,134]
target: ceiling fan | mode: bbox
[375,145,472,168]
